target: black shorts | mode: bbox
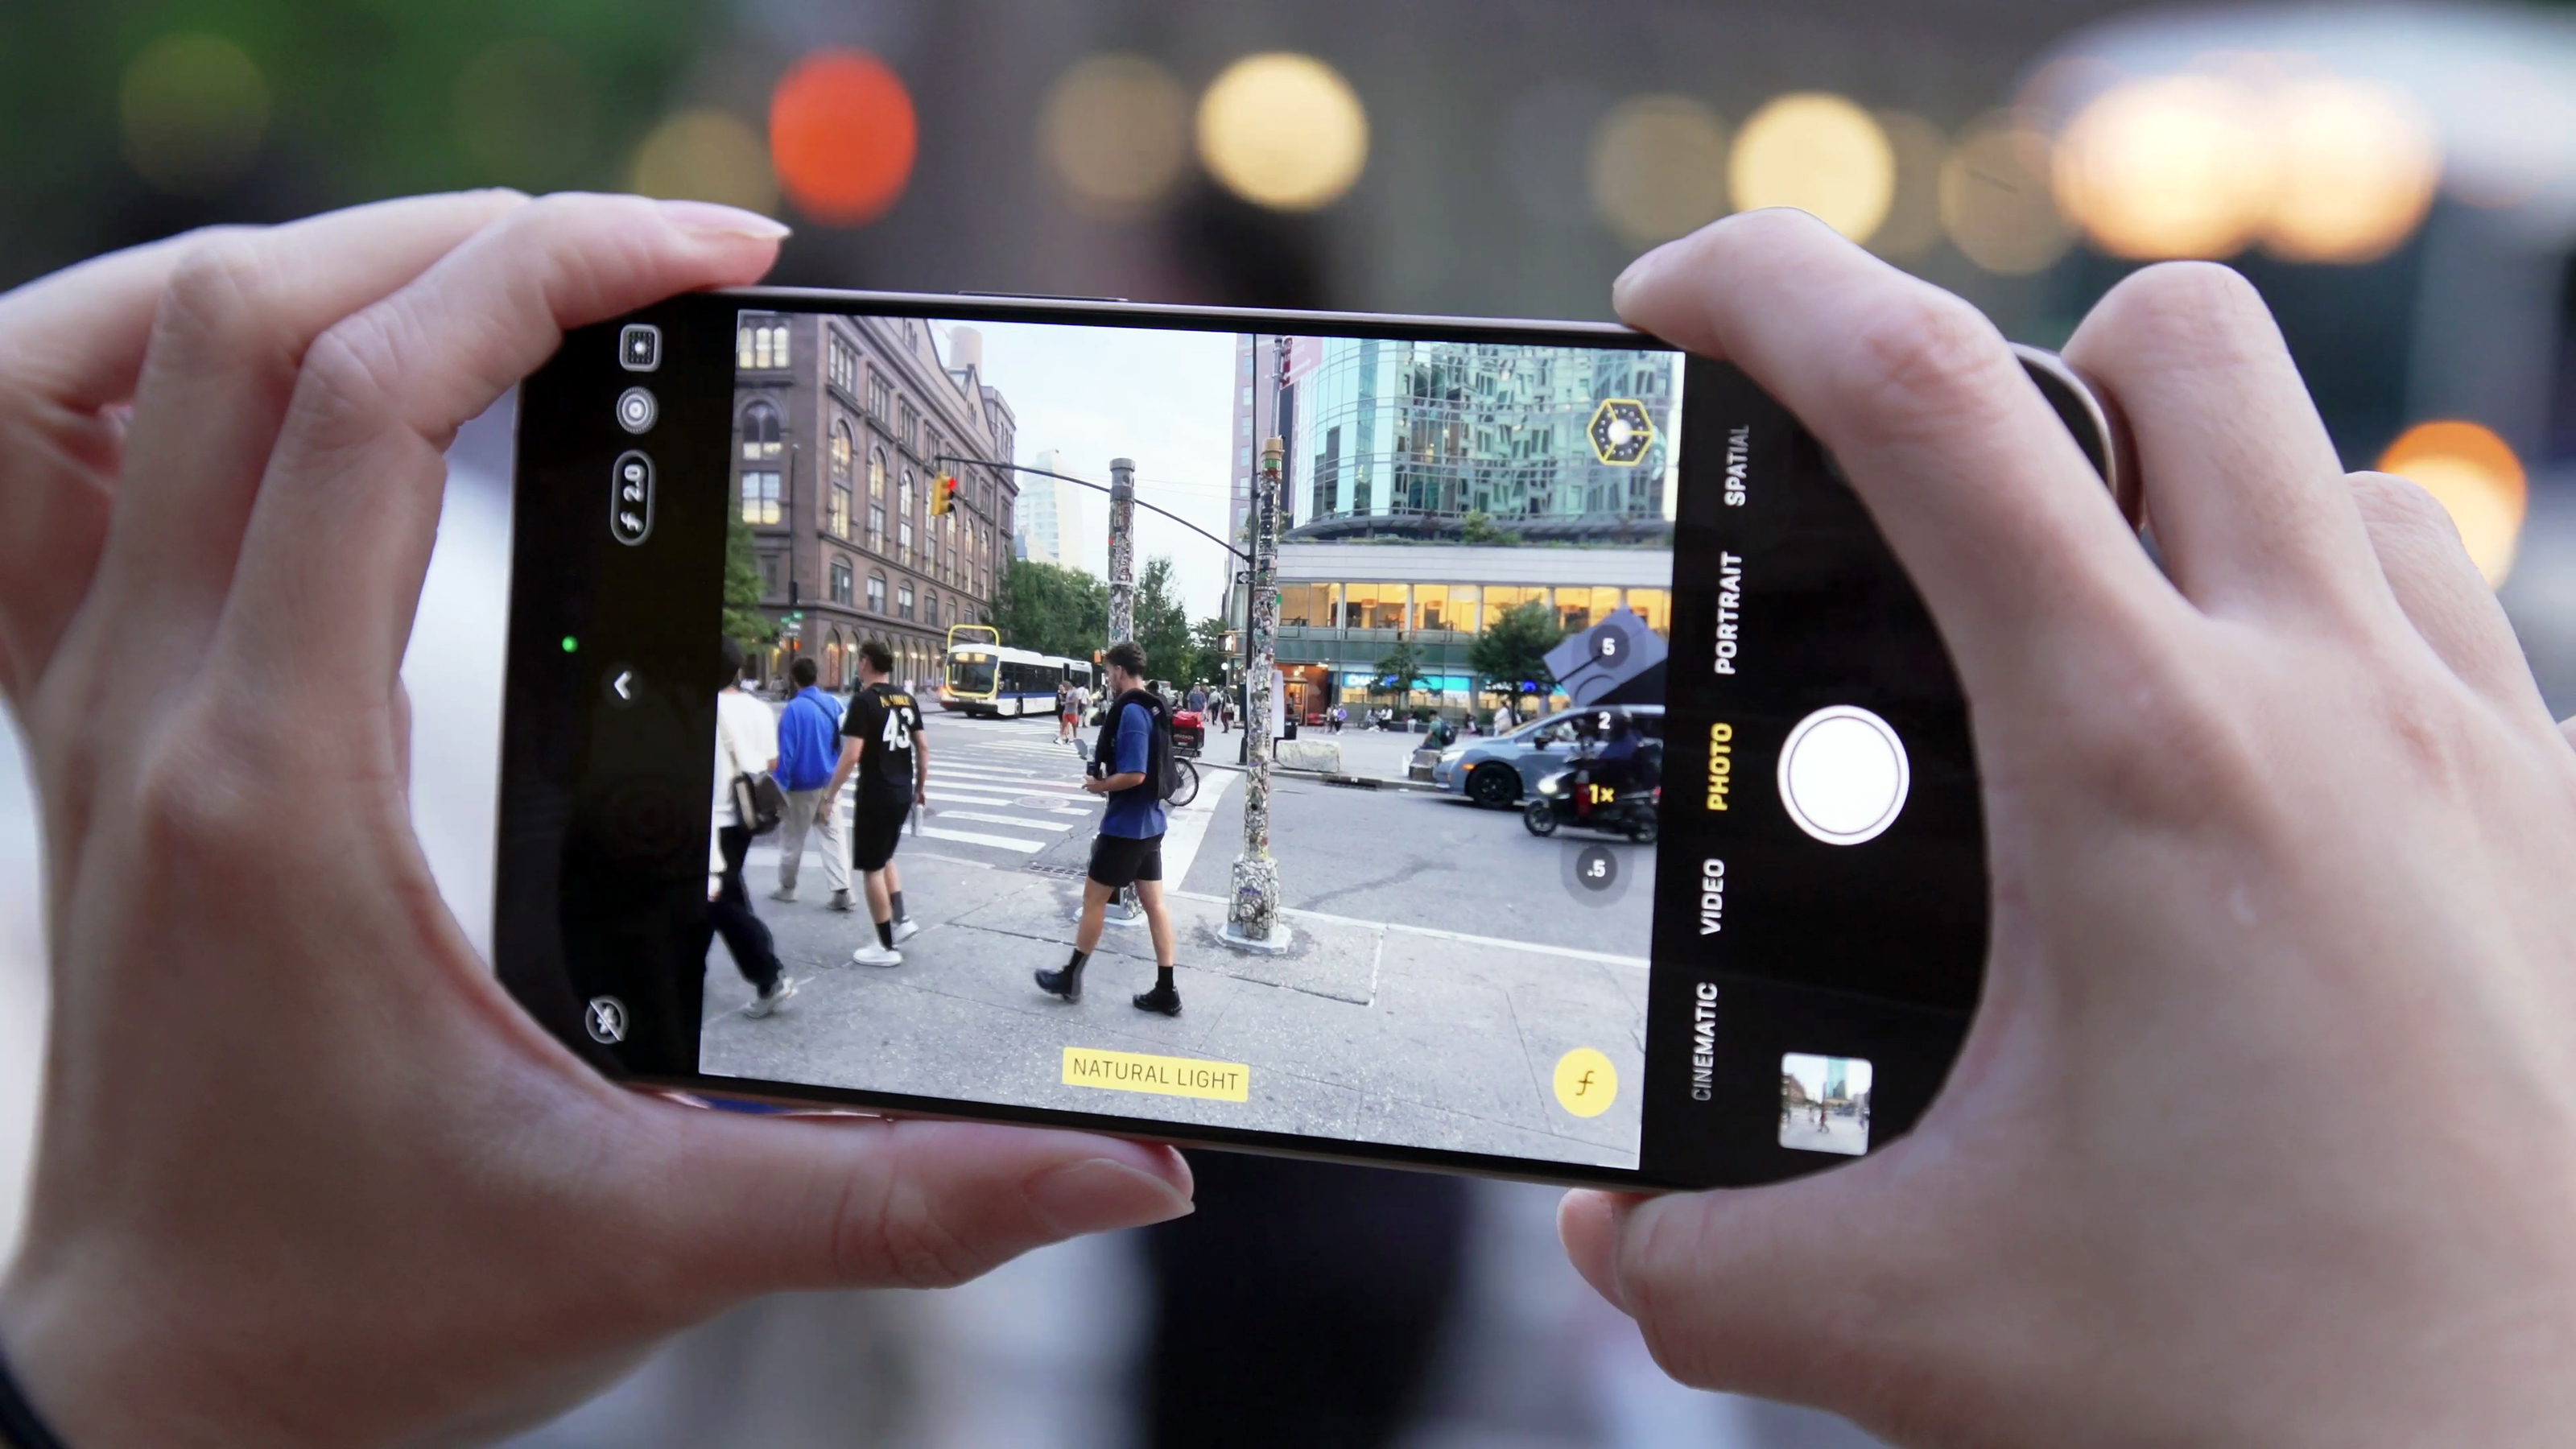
[851,788,910,873]
[1087,832,1164,890]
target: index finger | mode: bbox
[0,226,253,410]
[1612,208,2178,699]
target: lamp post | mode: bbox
[1104,456,1140,923]
[1224,432,1288,952]
[1105,456,1135,646]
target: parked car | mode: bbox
[1431,704,1665,807]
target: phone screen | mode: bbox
[497,291,1985,1190]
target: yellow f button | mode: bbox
[1552,1047,1619,1118]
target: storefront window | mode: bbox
[1342,583,1406,630]
[1624,587,1671,635]
[1558,585,1623,632]
[1412,584,1456,632]
[1481,585,1548,630]
[1278,583,1335,627]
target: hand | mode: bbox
[0,193,1192,1449]
[1081,774,1110,795]
[1562,210,2576,1446]
[914,786,927,808]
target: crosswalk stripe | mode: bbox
[935,810,1073,832]
[919,825,1046,852]
[924,789,1018,806]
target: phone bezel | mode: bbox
[496,287,1968,1195]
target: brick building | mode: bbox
[731,311,1015,691]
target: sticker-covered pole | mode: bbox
[1225,428,1287,952]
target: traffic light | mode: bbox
[930,474,959,517]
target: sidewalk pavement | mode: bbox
[699,851,1648,1170]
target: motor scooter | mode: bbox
[1522,741,1661,844]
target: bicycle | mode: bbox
[1166,757,1199,808]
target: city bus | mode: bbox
[943,637,1094,718]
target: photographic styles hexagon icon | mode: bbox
[1587,398,1654,465]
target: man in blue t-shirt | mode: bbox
[770,655,851,910]
[1035,640,1181,1015]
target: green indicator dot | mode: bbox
[561,636,579,654]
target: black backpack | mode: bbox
[1096,687,1179,803]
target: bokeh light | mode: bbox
[452,39,599,190]
[2376,420,2529,587]
[1939,112,2075,275]
[2259,77,2441,263]
[1868,110,1950,259]
[1589,95,1729,246]
[2053,74,2276,259]
[1727,93,1895,245]
[120,34,270,195]
[1195,53,1369,210]
[630,108,778,217]
[769,49,916,225]
[1041,54,1188,213]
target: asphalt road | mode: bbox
[1178,763,1657,962]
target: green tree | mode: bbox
[720,510,775,649]
[996,558,1108,659]
[1466,599,1563,696]
[1372,638,1428,707]
[1459,510,1520,546]
[1187,615,1232,689]
[1133,555,1195,685]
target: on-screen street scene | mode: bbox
[704,709,1654,1169]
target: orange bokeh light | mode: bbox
[2376,419,2529,586]
[769,49,916,225]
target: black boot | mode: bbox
[1132,980,1182,1016]
[1035,958,1085,1002]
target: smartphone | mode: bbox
[495,289,2114,1191]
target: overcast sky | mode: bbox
[1782,1053,1875,1100]
[940,318,1240,622]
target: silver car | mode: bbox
[1432,704,1665,807]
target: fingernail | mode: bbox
[657,198,792,242]
[1024,1157,1195,1236]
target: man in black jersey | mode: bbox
[822,639,927,967]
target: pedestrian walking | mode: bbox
[1036,641,1183,1015]
[708,636,794,1018]
[1055,679,1076,745]
[770,655,852,910]
[1492,701,1514,733]
[1187,683,1207,716]
[825,640,927,967]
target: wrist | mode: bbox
[0,1318,69,1449]
[1,1250,287,1449]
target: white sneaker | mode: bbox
[768,886,797,902]
[851,942,903,968]
[744,974,798,1018]
[891,917,921,943]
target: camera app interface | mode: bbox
[697,312,1682,1170]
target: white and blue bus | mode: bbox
[943,636,1094,718]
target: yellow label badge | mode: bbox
[1063,1047,1250,1103]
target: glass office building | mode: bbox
[1283,337,1681,541]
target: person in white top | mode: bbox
[709,635,793,1018]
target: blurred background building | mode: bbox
[7,0,2576,1445]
